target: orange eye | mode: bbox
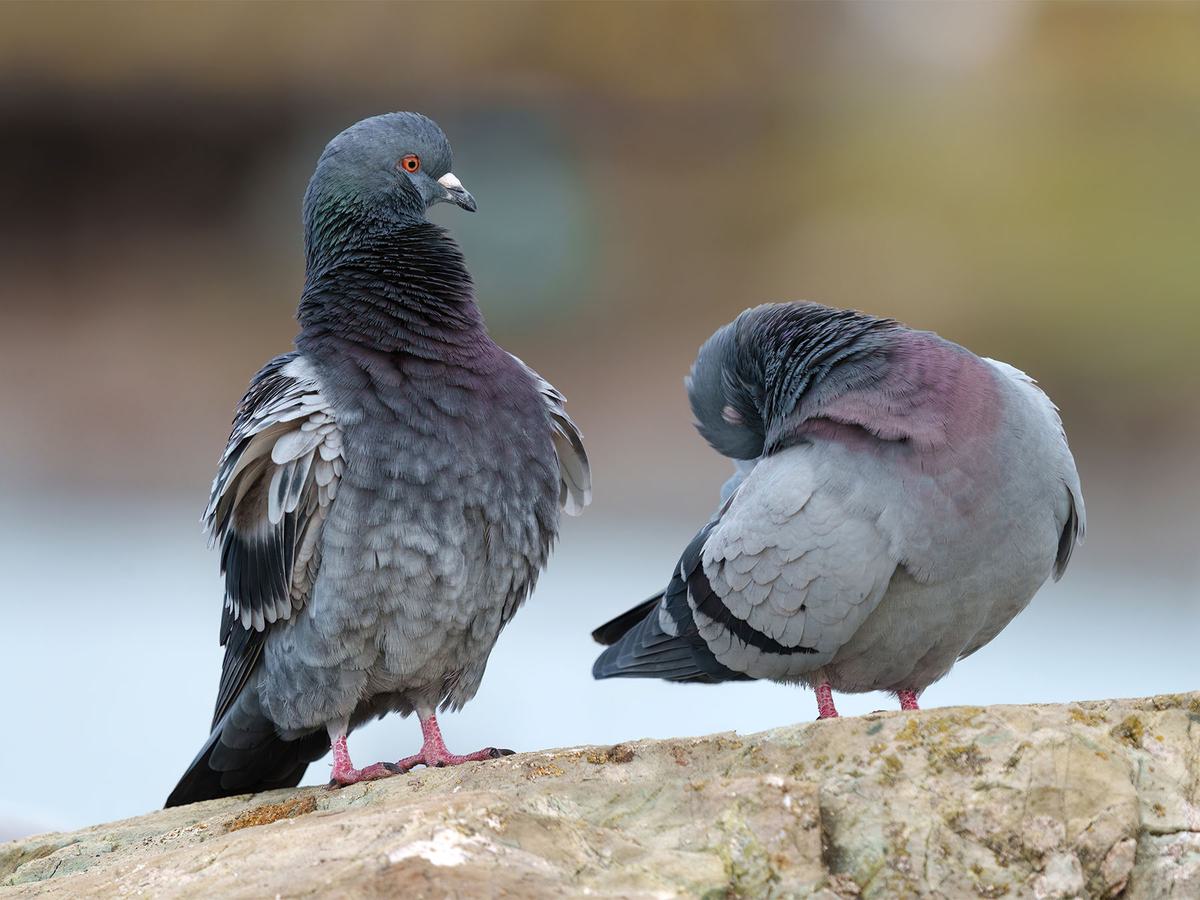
[399,154,421,173]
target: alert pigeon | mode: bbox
[166,112,590,807]
[592,302,1081,718]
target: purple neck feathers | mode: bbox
[296,223,485,358]
[807,331,1001,452]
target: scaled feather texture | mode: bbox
[167,112,589,807]
[593,302,1082,710]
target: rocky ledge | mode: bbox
[3,693,1198,898]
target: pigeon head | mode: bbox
[302,112,476,258]
[686,318,768,461]
[688,303,898,459]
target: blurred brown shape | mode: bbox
[0,1,1196,575]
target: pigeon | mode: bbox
[165,112,590,807]
[592,302,1082,718]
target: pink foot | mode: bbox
[328,734,401,787]
[394,711,514,771]
[815,682,839,719]
[897,690,920,711]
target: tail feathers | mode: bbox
[592,600,723,683]
[591,593,662,646]
[165,693,328,808]
[593,517,758,686]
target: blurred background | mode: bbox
[1,1,1197,839]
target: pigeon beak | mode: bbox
[437,172,477,212]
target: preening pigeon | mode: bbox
[592,302,1082,718]
[166,113,590,807]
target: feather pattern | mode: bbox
[167,113,590,809]
[594,519,752,683]
[508,353,591,516]
[982,358,1086,580]
[204,351,343,728]
[594,302,1085,697]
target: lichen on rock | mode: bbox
[2,693,1198,898]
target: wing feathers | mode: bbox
[594,449,897,685]
[1053,480,1085,580]
[205,352,343,727]
[593,522,752,684]
[508,353,591,516]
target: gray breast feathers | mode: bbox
[982,358,1085,580]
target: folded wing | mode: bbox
[203,352,344,728]
[595,448,898,683]
[509,353,591,516]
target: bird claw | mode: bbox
[397,745,514,771]
[327,760,401,788]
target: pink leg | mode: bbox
[394,709,514,771]
[815,682,839,719]
[897,690,920,711]
[328,731,400,787]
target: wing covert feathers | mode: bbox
[204,352,343,727]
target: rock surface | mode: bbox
[3,694,1198,898]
